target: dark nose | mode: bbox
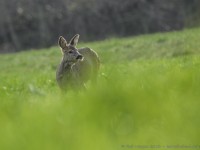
[76,55,83,60]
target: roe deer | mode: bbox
[56,34,100,90]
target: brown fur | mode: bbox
[56,34,100,90]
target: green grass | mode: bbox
[0,28,200,150]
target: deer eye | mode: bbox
[68,50,73,54]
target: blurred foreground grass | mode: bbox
[0,28,200,150]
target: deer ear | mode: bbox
[58,36,67,49]
[69,34,79,47]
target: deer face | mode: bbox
[62,45,83,63]
[58,34,83,63]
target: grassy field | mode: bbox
[0,28,200,150]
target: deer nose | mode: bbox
[76,55,83,60]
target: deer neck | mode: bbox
[57,59,75,80]
[62,60,75,74]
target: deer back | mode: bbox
[74,47,100,82]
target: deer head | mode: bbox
[58,34,83,64]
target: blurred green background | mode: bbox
[1,28,200,149]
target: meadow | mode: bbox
[0,28,200,150]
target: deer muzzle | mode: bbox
[76,55,83,60]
